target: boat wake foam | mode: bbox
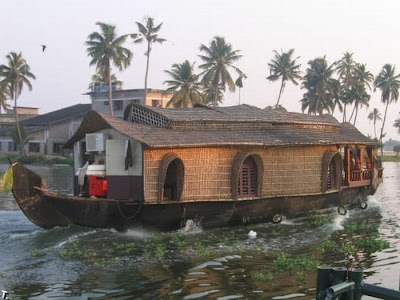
[178,219,203,234]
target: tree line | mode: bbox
[0,16,400,155]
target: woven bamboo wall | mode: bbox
[144,145,337,203]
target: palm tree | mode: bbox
[0,52,35,156]
[368,108,382,139]
[235,73,247,104]
[345,81,370,125]
[88,68,122,91]
[354,63,374,90]
[199,36,243,107]
[85,22,132,116]
[164,60,204,108]
[300,56,339,115]
[0,81,10,113]
[336,52,356,122]
[203,84,224,106]
[9,122,30,153]
[394,114,400,135]
[374,64,400,156]
[267,49,302,107]
[132,16,166,103]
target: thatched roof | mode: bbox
[64,105,375,149]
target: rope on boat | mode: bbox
[116,201,143,219]
[280,196,288,215]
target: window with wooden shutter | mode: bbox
[327,159,336,190]
[237,157,257,197]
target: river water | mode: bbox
[0,162,399,299]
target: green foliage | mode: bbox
[343,222,378,237]
[44,156,73,165]
[169,236,186,249]
[318,220,390,267]
[17,153,46,164]
[251,272,273,282]
[164,60,204,108]
[339,243,358,258]
[319,240,339,254]
[199,36,243,107]
[306,213,330,227]
[193,242,210,257]
[113,241,136,251]
[0,167,13,194]
[267,48,302,106]
[296,271,305,283]
[300,56,339,115]
[354,238,390,254]
[31,249,44,258]
[0,154,72,166]
[155,244,166,257]
[272,253,319,273]
[85,22,132,116]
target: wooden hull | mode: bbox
[11,163,373,231]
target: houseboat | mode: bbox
[11,104,383,230]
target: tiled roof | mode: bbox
[23,104,91,126]
[64,109,374,149]
[125,103,339,126]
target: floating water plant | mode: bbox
[306,213,330,227]
[31,249,44,258]
[272,253,320,273]
[251,272,273,282]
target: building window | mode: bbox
[8,142,16,152]
[327,160,336,190]
[29,142,40,153]
[152,99,162,108]
[53,143,63,154]
[113,100,123,111]
[237,157,257,197]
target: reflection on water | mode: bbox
[0,162,398,299]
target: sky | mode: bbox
[1,0,400,140]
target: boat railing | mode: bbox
[350,170,362,182]
[378,168,383,179]
[362,169,373,180]
[342,167,381,187]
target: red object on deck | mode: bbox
[88,176,107,197]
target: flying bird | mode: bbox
[41,45,47,52]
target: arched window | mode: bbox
[237,157,257,197]
[322,151,343,193]
[232,153,263,200]
[158,154,184,202]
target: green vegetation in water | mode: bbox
[296,271,306,283]
[354,238,390,254]
[306,213,330,227]
[113,241,136,252]
[272,253,320,273]
[343,222,379,237]
[31,249,45,258]
[318,221,390,268]
[251,272,274,282]
[193,241,211,258]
